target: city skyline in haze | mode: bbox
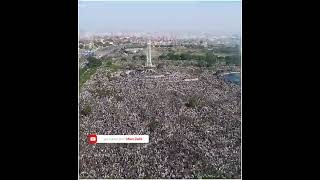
[79,1,241,35]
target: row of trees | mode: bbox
[225,55,241,66]
[214,45,240,54]
[132,54,147,61]
[159,52,240,67]
[159,52,206,61]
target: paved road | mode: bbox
[95,45,143,58]
[94,46,120,58]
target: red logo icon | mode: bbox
[88,134,97,144]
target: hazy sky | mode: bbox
[79,1,241,35]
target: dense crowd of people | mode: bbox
[79,65,241,179]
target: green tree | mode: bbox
[105,61,112,67]
[167,52,175,60]
[87,56,102,69]
[180,53,191,60]
[132,55,139,61]
[158,54,167,60]
[225,55,240,65]
[205,52,217,67]
[140,55,146,60]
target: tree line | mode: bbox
[158,52,240,67]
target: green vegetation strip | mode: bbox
[102,60,121,72]
[80,57,122,89]
[159,50,240,67]
[79,56,102,88]
[79,67,97,88]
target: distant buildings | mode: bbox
[201,41,208,48]
[79,33,240,52]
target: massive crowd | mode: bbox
[79,65,241,179]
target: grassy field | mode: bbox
[79,58,122,89]
[79,67,98,88]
